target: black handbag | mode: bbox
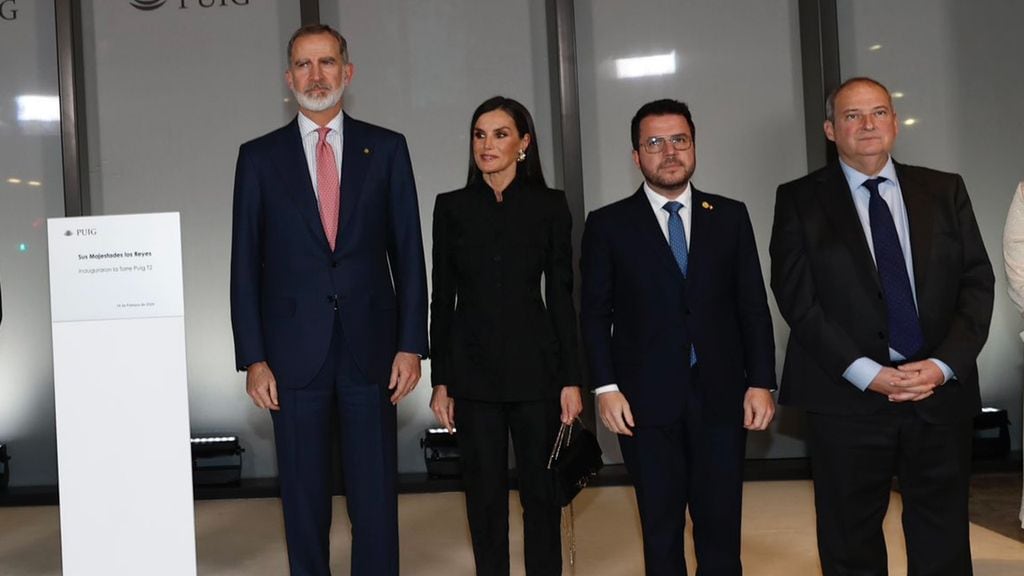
[547,419,603,507]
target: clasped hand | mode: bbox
[867,360,944,402]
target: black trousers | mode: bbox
[618,370,748,576]
[807,406,974,576]
[456,397,563,576]
[271,320,399,576]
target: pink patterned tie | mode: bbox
[316,126,340,251]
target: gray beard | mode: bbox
[293,84,344,113]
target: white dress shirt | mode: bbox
[296,110,344,203]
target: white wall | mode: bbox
[0,0,63,486]
[3,0,1021,486]
[838,0,1024,450]
[575,0,809,460]
[81,0,301,480]
[324,0,556,472]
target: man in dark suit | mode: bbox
[230,24,428,576]
[580,99,776,576]
[770,77,994,576]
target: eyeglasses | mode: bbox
[641,133,693,154]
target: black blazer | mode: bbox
[769,162,994,422]
[430,177,580,402]
[580,186,776,426]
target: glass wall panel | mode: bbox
[838,0,1024,450]
[324,0,555,472]
[576,0,808,460]
[0,0,65,486]
[81,0,301,479]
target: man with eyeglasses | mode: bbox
[580,99,776,576]
[770,77,993,575]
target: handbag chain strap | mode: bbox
[546,417,584,470]
[547,422,569,469]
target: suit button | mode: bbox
[877,291,883,300]
[332,261,338,269]
[685,307,691,316]
[493,255,502,263]
[877,331,885,340]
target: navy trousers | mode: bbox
[271,319,399,576]
[618,369,748,576]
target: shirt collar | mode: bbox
[643,180,692,212]
[297,110,344,139]
[838,155,897,190]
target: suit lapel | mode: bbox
[894,162,934,292]
[626,186,685,284]
[688,187,709,282]
[275,117,328,250]
[339,114,370,245]
[818,165,882,292]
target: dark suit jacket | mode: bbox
[580,186,776,426]
[430,177,580,402]
[770,162,994,422]
[230,114,428,388]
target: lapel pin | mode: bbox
[702,200,713,210]
[363,148,371,155]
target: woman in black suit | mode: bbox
[430,96,582,575]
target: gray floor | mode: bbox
[1,479,1023,575]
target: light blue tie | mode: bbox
[663,201,697,366]
[663,201,688,276]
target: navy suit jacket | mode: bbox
[770,162,994,421]
[230,114,428,388]
[580,186,776,426]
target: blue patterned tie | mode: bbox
[864,177,925,358]
[663,201,697,366]
[663,201,688,276]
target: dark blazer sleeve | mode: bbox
[545,190,581,386]
[929,174,994,378]
[770,181,865,379]
[429,194,455,385]
[580,209,617,388]
[386,135,430,358]
[229,144,266,371]
[734,204,777,389]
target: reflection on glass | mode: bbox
[615,51,676,79]
[902,118,918,126]
[892,91,904,99]
[869,44,883,51]
[15,95,60,123]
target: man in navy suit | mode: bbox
[230,24,428,576]
[580,99,776,576]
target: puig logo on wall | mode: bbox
[130,0,166,10]
[1,0,18,22]
[130,0,250,11]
